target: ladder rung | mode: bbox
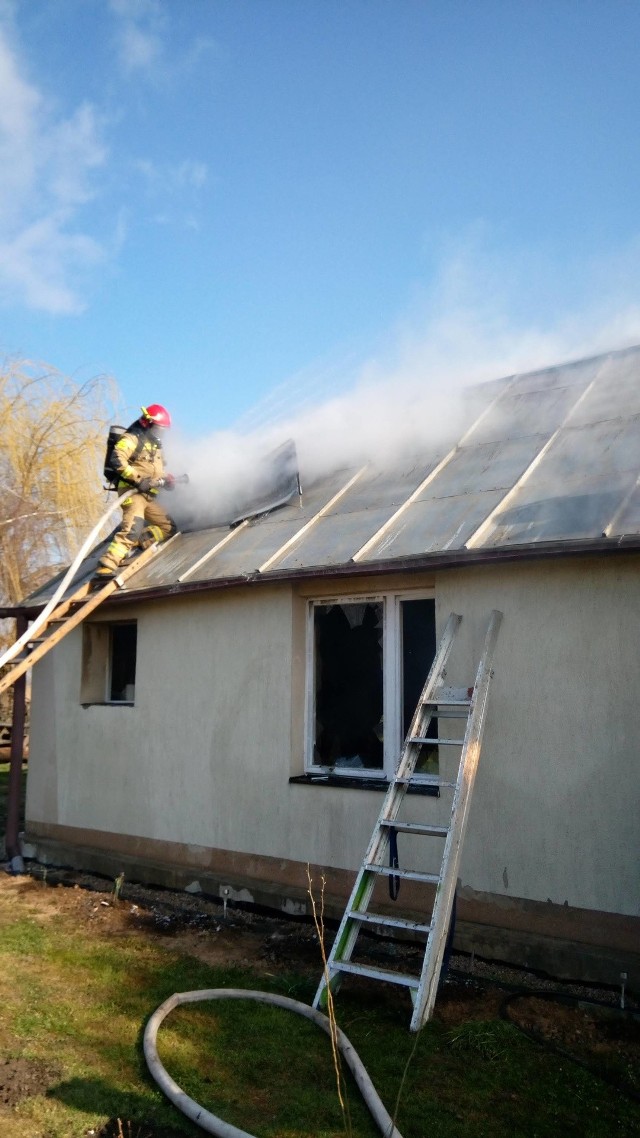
[423,698,471,706]
[425,709,469,718]
[364,863,439,884]
[331,961,419,989]
[347,910,433,934]
[395,776,456,788]
[409,737,465,746]
[380,820,448,837]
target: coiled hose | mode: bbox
[143,988,403,1138]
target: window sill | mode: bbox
[289,774,439,796]
[80,701,135,708]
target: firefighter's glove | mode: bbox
[138,477,161,493]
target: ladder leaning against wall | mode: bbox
[0,540,170,699]
[313,609,502,1032]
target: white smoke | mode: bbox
[165,242,640,528]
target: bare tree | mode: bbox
[0,358,120,716]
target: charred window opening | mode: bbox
[314,602,384,770]
[109,623,137,703]
[307,592,437,781]
[401,598,437,773]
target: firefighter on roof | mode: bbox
[95,404,177,578]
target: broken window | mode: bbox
[313,601,384,770]
[307,593,436,779]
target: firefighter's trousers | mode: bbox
[98,492,176,572]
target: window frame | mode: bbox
[80,618,138,706]
[304,588,435,781]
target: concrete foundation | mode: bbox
[25,822,640,994]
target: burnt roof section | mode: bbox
[11,344,640,614]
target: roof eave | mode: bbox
[4,532,640,619]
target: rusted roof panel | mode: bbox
[123,526,231,590]
[130,468,362,587]
[507,354,602,395]
[418,435,549,498]
[568,356,640,426]
[269,506,400,571]
[323,457,446,513]
[469,381,590,446]
[363,490,507,560]
[479,415,640,546]
[185,514,309,581]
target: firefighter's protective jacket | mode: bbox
[112,423,165,497]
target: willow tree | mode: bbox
[0,358,119,663]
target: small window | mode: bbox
[81,620,137,705]
[109,623,137,703]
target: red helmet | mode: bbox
[140,404,171,429]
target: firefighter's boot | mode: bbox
[138,525,164,550]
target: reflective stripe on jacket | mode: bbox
[112,426,165,493]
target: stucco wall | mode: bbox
[435,554,640,918]
[27,555,640,926]
[29,585,304,856]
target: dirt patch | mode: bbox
[504,994,640,1098]
[0,1055,60,1109]
[90,1120,187,1138]
[7,869,320,976]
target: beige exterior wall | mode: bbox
[435,554,640,919]
[28,578,414,873]
[29,584,304,856]
[27,555,640,931]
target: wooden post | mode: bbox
[5,614,27,869]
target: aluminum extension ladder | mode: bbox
[313,609,502,1032]
[0,540,169,698]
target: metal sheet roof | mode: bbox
[16,344,640,610]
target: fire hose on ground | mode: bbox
[143,988,404,1138]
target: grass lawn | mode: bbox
[0,872,638,1138]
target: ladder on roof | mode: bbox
[313,609,502,1032]
[0,541,168,698]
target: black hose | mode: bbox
[446,974,637,1106]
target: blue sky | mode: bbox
[2,0,640,440]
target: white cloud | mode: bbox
[0,21,109,314]
[0,28,40,225]
[45,103,107,207]
[109,0,164,76]
[0,217,105,315]
[133,155,208,228]
[175,160,207,191]
[134,156,208,194]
